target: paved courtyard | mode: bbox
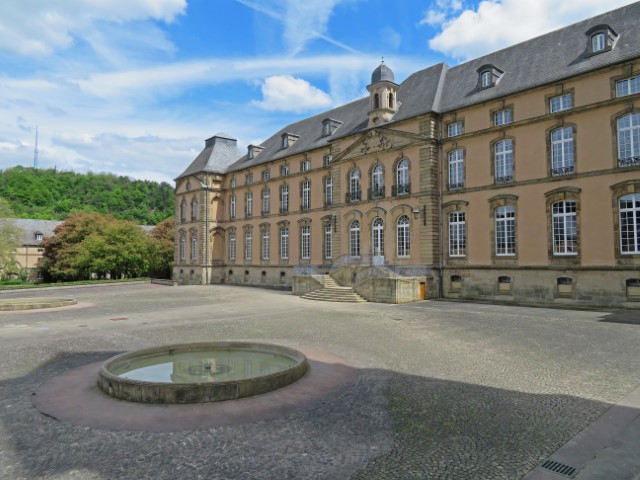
[0,283,639,479]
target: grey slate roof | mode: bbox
[10,219,62,246]
[371,62,395,84]
[176,133,244,180]
[437,2,640,112]
[181,2,640,176]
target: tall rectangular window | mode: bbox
[324,223,332,259]
[550,93,573,113]
[229,233,236,260]
[495,139,513,183]
[620,194,640,254]
[616,76,640,97]
[617,113,640,166]
[230,195,236,219]
[551,127,575,176]
[324,177,333,207]
[495,206,515,255]
[244,230,252,260]
[262,189,270,215]
[447,121,463,137]
[191,236,197,260]
[552,201,577,255]
[448,149,464,190]
[180,236,186,260]
[493,108,512,126]
[280,185,289,213]
[301,180,311,210]
[261,229,269,260]
[448,211,466,257]
[280,227,289,259]
[245,192,253,217]
[397,215,410,257]
[301,225,310,259]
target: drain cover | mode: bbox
[539,459,577,478]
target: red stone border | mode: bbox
[31,348,358,432]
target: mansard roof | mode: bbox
[10,219,62,246]
[176,133,243,179]
[437,2,640,112]
[182,2,640,176]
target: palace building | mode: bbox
[174,3,640,308]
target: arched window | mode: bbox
[617,113,640,167]
[191,198,198,221]
[349,169,361,202]
[619,193,640,254]
[180,200,187,222]
[371,164,384,199]
[245,191,253,217]
[550,127,575,176]
[191,235,197,260]
[397,215,410,257]
[372,218,384,257]
[448,149,464,190]
[495,139,513,183]
[591,33,606,52]
[180,235,186,260]
[388,92,394,109]
[495,206,515,256]
[374,93,380,109]
[349,220,360,257]
[395,159,409,195]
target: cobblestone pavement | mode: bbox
[1,284,639,479]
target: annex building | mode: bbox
[174,3,640,308]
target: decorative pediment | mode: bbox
[333,128,426,163]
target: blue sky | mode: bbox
[0,0,635,184]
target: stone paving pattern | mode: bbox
[1,284,639,479]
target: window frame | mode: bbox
[617,112,640,167]
[280,226,289,260]
[300,225,311,260]
[349,220,361,258]
[448,149,465,191]
[550,126,575,176]
[549,93,573,113]
[495,205,516,256]
[493,108,513,126]
[448,211,466,258]
[447,121,464,137]
[396,215,410,258]
[494,138,514,184]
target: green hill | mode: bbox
[0,166,174,225]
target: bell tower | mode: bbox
[367,59,398,128]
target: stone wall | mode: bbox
[443,268,640,309]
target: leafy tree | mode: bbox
[148,217,175,279]
[0,166,174,224]
[0,198,22,280]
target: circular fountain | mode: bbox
[97,342,308,404]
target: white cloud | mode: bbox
[0,0,186,57]
[252,75,332,113]
[427,0,637,61]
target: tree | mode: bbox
[40,212,158,282]
[0,198,22,280]
[148,217,175,279]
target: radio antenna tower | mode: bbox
[33,126,39,169]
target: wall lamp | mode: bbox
[413,205,427,226]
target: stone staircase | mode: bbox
[301,275,367,303]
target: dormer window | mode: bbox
[321,118,343,137]
[247,144,264,160]
[281,132,299,149]
[35,232,43,241]
[477,65,504,90]
[586,24,618,55]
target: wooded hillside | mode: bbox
[0,167,174,225]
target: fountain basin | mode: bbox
[98,342,308,404]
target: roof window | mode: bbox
[281,132,299,149]
[476,64,504,90]
[321,118,343,137]
[585,24,618,55]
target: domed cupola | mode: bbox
[367,59,399,128]
[371,62,395,84]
